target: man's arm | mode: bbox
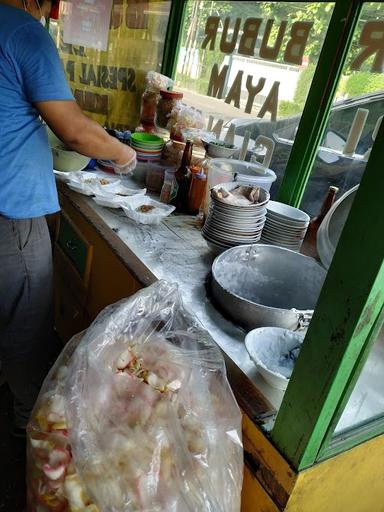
[36,100,135,166]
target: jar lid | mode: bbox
[160,89,183,100]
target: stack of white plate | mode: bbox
[261,200,310,252]
[202,182,269,254]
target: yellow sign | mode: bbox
[55,0,170,130]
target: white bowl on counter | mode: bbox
[245,327,304,390]
[52,146,91,172]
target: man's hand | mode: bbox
[111,146,137,174]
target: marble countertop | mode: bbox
[62,172,285,411]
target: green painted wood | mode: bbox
[277,0,362,208]
[161,0,188,79]
[271,118,384,470]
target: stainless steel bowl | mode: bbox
[317,186,358,269]
[211,244,326,330]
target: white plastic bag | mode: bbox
[27,281,243,512]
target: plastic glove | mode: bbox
[112,157,137,175]
[111,147,137,175]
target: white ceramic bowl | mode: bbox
[267,201,310,224]
[245,327,304,390]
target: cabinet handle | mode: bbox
[65,240,78,251]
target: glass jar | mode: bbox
[140,90,158,127]
[160,169,177,204]
[145,163,165,193]
[156,90,183,129]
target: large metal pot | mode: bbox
[211,244,326,331]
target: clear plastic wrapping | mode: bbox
[27,281,243,512]
[144,71,174,93]
[168,104,205,141]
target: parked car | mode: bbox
[230,92,384,217]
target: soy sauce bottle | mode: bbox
[171,140,193,213]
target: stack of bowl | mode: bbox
[202,182,269,254]
[261,200,310,252]
[130,133,164,162]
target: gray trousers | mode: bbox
[0,216,55,427]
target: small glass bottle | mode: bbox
[171,140,193,213]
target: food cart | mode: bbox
[49,1,383,510]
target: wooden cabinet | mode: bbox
[54,190,143,343]
[56,212,93,287]
[54,212,93,342]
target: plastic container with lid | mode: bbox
[156,90,183,129]
[207,158,276,191]
[203,157,234,215]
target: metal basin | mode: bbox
[317,186,358,269]
[211,244,326,331]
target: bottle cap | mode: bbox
[160,89,183,100]
[196,170,207,180]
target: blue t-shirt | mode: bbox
[0,5,74,219]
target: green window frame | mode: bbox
[162,0,384,471]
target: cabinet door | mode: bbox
[54,262,90,343]
[54,213,93,342]
[56,212,93,287]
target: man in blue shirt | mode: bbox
[0,0,136,435]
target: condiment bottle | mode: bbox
[303,186,339,258]
[188,167,207,214]
[171,140,193,213]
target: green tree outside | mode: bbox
[175,2,384,118]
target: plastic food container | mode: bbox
[206,158,276,192]
[145,163,165,193]
[121,196,175,225]
[93,194,123,209]
[203,157,234,215]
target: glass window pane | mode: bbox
[50,1,172,130]
[175,1,335,200]
[334,323,384,435]
[300,2,384,219]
